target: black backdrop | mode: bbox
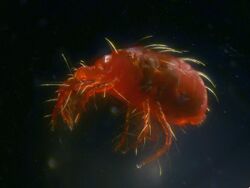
[2,0,250,187]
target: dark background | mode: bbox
[2,0,250,187]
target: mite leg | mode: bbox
[136,99,152,147]
[78,81,115,110]
[51,80,114,129]
[118,100,152,153]
[51,81,96,128]
[114,109,133,153]
[136,102,174,168]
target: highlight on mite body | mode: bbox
[43,37,217,168]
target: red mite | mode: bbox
[45,39,216,168]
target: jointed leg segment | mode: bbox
[136,102,174,168]
[51,79,115,129]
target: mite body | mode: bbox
[47,42,214,168]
